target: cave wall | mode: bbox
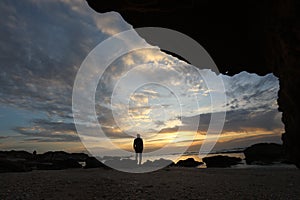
[86,0,300,167]
[265,0,300,167]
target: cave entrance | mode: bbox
[87,0,300,167]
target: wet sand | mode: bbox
[1,167,300,200]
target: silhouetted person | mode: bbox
[133,134,143,165]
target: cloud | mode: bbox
[0,0,131,118]
[153,108,283,152]
[13,116,133,143]
[179,108,284,135]
[222,72,279,111]
[159,126,179,133]
[13,119,79,142]
[96,59,281,140]
[96,51,214,133]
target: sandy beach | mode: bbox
[1,167,299,200]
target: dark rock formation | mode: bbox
[69,153,90,162]
[104,158,137,169]
[143,158,175,168]
[0,151,88,172]
[53,159,82,169]
[203,156,242,168]
[176,158,203,167]
[34,151,87,169]
[0,159,32,172]
[35,159,82,170]
[85,157,107,168]
[0,151,36,172]
[37,151,89,162]
[37,151,69,161]
[244,143,285,165]
[86,0,300,167]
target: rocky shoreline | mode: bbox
[0,143,295,172]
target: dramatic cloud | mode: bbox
[222,72,279,111]
[181,108,283,134]
[13,119,79,142]
[0,0,131,117]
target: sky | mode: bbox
[0,0,284,156]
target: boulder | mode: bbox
[37,151,89,162]
[36,162,60,170]
[244,143,285,165]
[203,155,242,168]
[53,159,82,169]
[143,158,174,168]
[104,158,137,169]
[0,159,32,172]
[85,157,107,168]
[70,153,89,162]
[176,158,203,167]
[35,159,82,170]
[37,151,70,162]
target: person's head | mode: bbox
[137,134,140,138]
